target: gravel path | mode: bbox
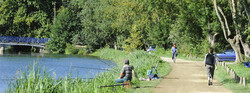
[153,57,232,93]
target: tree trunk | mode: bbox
[212,0,244,63]
[240,35,250,58]
[208,33,219,48]
[114,41,117,50]
[228,35,243,63]
[241,0,250,58]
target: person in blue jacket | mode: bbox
[171,44,177,63]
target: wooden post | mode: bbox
[240,77,243,84]
[230,69,234,78]
[243,77,247,86]
[235,74,240,82]
[226,67,230,73]
[0,45,5,55]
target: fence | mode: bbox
[218,62,247,86]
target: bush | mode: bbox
[77,49,88,55]
[154,47,166,55]
[65,43,79,55]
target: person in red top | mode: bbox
[171,44,177,63]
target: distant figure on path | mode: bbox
[115,59,137,83]
[204,48,217,86]
[171,44,177,63]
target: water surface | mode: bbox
[0,54,115,92]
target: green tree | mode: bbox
[0,0,53,37]
[47,7,79,53]
[123,24,143,52]
[212,0,250,62]
[74,0,112,52]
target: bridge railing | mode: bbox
[0,36,50,44]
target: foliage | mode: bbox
[65,43,79,55]
[0,0,52,37]
[77,49,88,55]
[0,0,248,59]
[73,0,112,51]
[47,7,79,54]
[154,47,167,56]
[123,24,143,52]
[212,0,250,62]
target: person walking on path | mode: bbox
[115,59,137,83]
[204,48,217,86]
[171,44,177,63]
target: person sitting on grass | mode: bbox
[115,59,137,84]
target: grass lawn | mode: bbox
[227,63,250,78]
[215,65,250,93]
[96,48,172,93]
[128,59,171,93]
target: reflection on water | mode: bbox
[0,53,116,92]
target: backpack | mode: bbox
[205,53,215,65]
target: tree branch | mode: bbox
[213,32,219,37]
[218,7,232,36]
[212,0,228,41]
[231,0,236,19]
[243,0,250,18]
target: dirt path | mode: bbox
[153,57,232,93]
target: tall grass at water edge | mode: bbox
[7,48,170,93]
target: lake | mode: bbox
[0,54,116,92]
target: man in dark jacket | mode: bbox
[204,48,217,86]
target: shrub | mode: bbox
[65,43,79,55]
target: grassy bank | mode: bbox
[227,63,250,78]
[7,48,171,93]
[94,48,171,93]
[215,65,250,93]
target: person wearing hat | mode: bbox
[115,59,137,83]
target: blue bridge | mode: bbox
[0,36,50,54]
